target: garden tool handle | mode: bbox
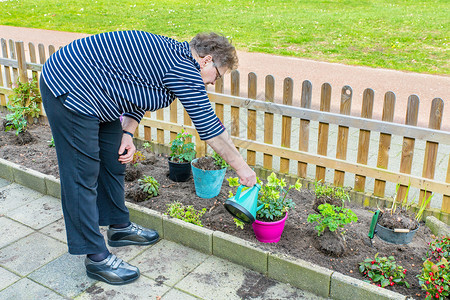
[368,210,381,239]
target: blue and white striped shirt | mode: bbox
[42,30,224,140]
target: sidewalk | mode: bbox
[0,178,324,300]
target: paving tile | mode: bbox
[40,218,67,244]
[6,195,62,229]
[0,178,10,189]
[0,232,66,276]
[0,266,20,291]
[75,274,170,300]
[176,256,321,300]
[28,253,94,298]
[0,217,34,249]
[131,239,209,286]
[0,278,65,300]
[0,183,43,214]
[161,288,201,300]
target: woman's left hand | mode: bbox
[118,134,136,164]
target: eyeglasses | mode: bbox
[212,62,222,81]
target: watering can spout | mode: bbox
[224,184,261,224]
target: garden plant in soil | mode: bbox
[0,116,440,299]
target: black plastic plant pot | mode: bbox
[168,159,191,182]
[375,223,420,245]
[224,200,255,224]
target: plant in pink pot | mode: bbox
[228,172,301,243]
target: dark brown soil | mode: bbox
[378,210,420,231]
[0,120,434,299]
[192,156,222,170]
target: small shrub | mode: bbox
[169,130,196,163]
[418,257,449,299]
[131,151,146,166]
[359,253,409,288]
[4,78,41,135]
[166,202,206,227]
[48,137,55,147]
[212,151,229,169]
[426,236,450,261]
[307,203,358,236]
[142,141,152,150]
[138,175,159,199]
[314,181,350,204]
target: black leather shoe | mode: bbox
[107,222,159,247]
[85,254,139,285]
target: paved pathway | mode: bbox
[0,178,324,300]
[0,25,449,130]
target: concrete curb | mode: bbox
[0,158,408,300]
[425,216,450,237]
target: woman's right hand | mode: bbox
[236,165,257,187]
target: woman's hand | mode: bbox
[236,165,257,187]
[118,134,136,164]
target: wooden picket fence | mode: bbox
[1,39,449,224]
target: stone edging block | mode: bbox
[0,158,14,181]
[44,175,61,199]
[213,231,268,275]
[268,253,332,298]
[162,215,213,254]
[11,163,47,195]
[127,202,164,238]
[331,272,406,300]
[425,216,450,237]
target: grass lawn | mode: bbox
[0,0,448,75]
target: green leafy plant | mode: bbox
[307,203,358,236]
[131,151,146,167]
[166,201,206,227]
[359,253,409,288]
[418,257,449,299]
[142,141,152,150]
[233,218,245,230]
[314,181,350,205]
[48,137,55,147]
[418,236,450,299]
[169,130,196,163]
[387,183,433,221]
[138,175,159,199]
[212,151,229,169]
[228,172,301,222]
[4,78,41,135]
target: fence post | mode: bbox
[396,95,419,202]
[230,70,240,150]
[15,41,27,84]
[1,39,12,90]
[280,77,293,174]
[419,98,443,207]
[373,91,396,197]
[334,85,352,187]
[169,100,178,142]
[354,88,374,192]
[263,75,275,170]
[315,83,331,182]
[9,40,18,84]
[298,80,312,178]
[247,72,257,166]
[215,77,224,122]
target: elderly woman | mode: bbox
[40,31,256,285]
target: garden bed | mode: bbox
[0,120,435,299]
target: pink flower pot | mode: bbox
[252,213,288,243]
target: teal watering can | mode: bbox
[224,184,262,224]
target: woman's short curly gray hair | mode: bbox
[190,32,238,70]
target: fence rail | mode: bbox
[1,39,449,223]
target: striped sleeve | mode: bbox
[123,108,146,123]
[163,63,225,140]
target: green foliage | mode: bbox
[138,175,159,199]
[388,183,433,221]
[307,203,358,236]
[233,218,245,230]
[314,181,350,205]
[0,0,447,74]
[418,236,450,299]
[212,151,229,169]
[228,172,301,222]
[166,201,206,227]
[131,151,145,167]
[142,142,152,150]
[170,130,196,163]
[48,137,55,147]
[4,78,41,135]
[358,253,409,289]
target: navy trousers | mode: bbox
[40,76,129,255]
